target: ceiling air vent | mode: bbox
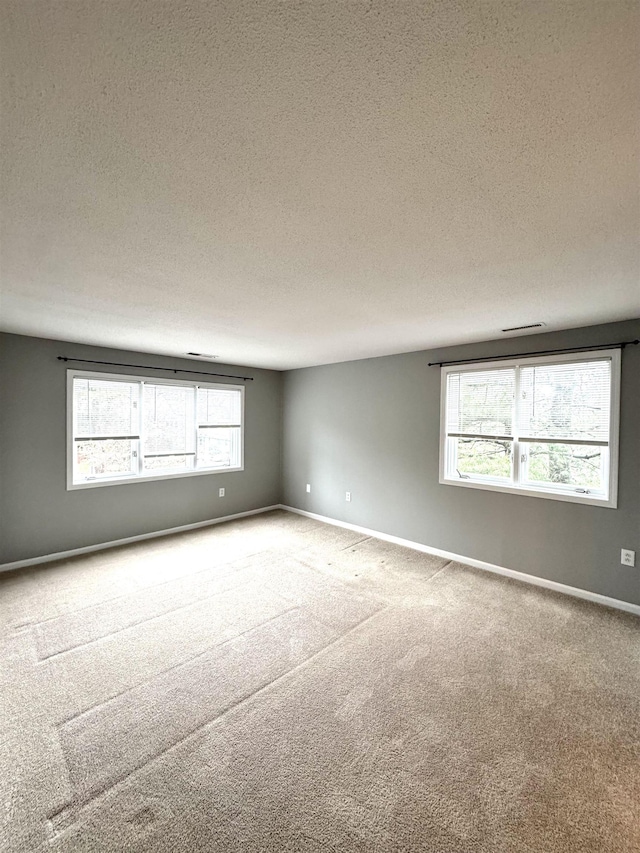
[501,323,546,333]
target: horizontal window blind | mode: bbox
[518,360,611,443]
[143,384,194,456]
[446,368,516,438]
[74,378,139,438]
[197,387,242,426]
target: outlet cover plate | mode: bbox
[621,549,635,567]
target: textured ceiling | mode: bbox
[1,1,639,369]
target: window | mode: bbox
[439,349,620,507]
[68,370,244,489]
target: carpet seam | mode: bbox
[336,535,372,551]
[50,606,390,831]
[266,582,385,634]
[423,560,455,585]
[36,574,260,662]
[27,548,266,628]
[56,604,299,726]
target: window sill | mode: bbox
[67,466,244,490]
[439,476,616,508]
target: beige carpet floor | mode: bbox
[1,509,639,852]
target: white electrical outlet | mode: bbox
[621,549,635,567]
[345,491,351,502]
[306,483,311,493]
[219,487,225,497]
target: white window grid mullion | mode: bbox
[602,446,610,496]
[513,363,521,487]
[449,435,458,478]
[446,432,513,441]
[137,381,144,475]
[87,381,92,438]
[73,433,140,441]
[183,385,195,470]
[518,436,609,447]
[194,386,200,469]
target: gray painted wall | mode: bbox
[282,320,640,606]
[0,333,283,563]
[2,322,639,606]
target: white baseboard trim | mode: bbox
[3,502,637,617]
[0,505,281,573]
[279,505,640,618]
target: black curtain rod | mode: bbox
[428,339,639,368]
[57,356,254,381]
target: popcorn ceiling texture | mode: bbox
[1,1,639,369]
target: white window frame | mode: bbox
[67,369,245,490]
[439,349,621,508]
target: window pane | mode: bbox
[523,443,605,492]
[197,427,241,468]
[197,387,242,425]
[143,384,195,455]
[74,378,138,436]
[143,455,194,473]
[447,369,515,435]
[519,359,611,442]
[75,439,137,480]
[449,436,513,480]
